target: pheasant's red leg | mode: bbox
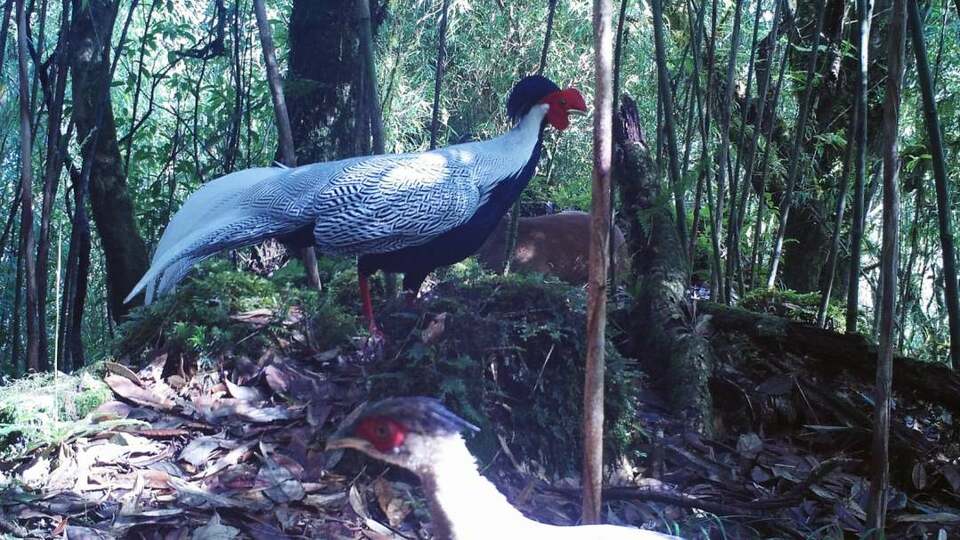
[358,273,384,340]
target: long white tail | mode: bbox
[125,166,296,304]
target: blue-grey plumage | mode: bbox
[126,76,587,336]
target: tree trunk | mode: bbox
[34,0,72,370]
[846,0,875,334]
[727,0,770,298]
[582,0,613,524]
[714,0,744,303]
[766,0,827,289]
[285,0,365,165]
[0,0,13,77]
[253,12,298,158]
[11,233,23,372]
[69,0,149,322]
[252,0,321,291]
[866,0,904,531]
[616,96,713,429]
[907,0,960,369]
[816,99,858,327]
[429,0,450,151]
[651,0,689,256]
[16,0,41,372]
[355,0,383,155]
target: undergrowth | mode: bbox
[370,272,646,478]
[116,259,355,360]
[114,259,646,479]
[740,288,847,330]
[0,365,112,459]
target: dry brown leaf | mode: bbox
[105,361,144,387]
[105,375,175,411]
[230,308,275,328]
[373,477,412,528]
[421,312,449,345]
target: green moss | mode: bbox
[740,288,846,330]
[115,259,645,478]
[368,273,646,477]
[116,259,357,359]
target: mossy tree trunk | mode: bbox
[615,96,713,431]
[69,0,149,322]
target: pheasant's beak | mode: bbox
[325,435,371,453]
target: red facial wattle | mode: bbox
[356,417,407,452]
[539,88,588,131]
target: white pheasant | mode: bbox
[326,397,685,540]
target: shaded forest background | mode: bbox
[0,0,958,380]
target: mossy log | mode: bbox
[614,96,714,430]
[700,302,960,410]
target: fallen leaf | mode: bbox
[373,477,412,527]
[106,375,175,411]
[191,513,240,540]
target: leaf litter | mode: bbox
[0,290,958,538]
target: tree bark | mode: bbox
[356,0,384,155]
[714,0,744,304]
[846,0,875,334]
[252,0,321,291]
[582,0,612,524]
[0,0,13,77]
[34,0,72,370]
[907,0,960,369]
[766,0,827,289]
[866,0,904,531]
[428,0,450,151]
[69,0,149,322]
[750,46,790,289]
[16,0,41,372]
[816,100,858,327]
[616,96,713,428]
[651,0,689,256]
[726,0,769,299]
[284,0,365,164]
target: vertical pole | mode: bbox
[582,0,613,525]
[907,0,960,369]
[866,0,905,532]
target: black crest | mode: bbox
[506,75,561,123]
[357,397,480,436]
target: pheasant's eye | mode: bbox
[356,417,407,453]
[559,98,567,106]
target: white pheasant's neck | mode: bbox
[501,103,550,146]
[406,434,529,540]
[402,433,675,540]
[463,103,549,196]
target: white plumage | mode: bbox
[326,398,684,540]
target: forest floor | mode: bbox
[0,264,958,539]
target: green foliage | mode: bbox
[367,273,646,477]
[0,367,112,459]
[116,260,355,359]
[740,288,845,330]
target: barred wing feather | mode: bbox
[126,148,492,304]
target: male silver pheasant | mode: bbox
[125,76,586,337]
[326,397,684,540]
